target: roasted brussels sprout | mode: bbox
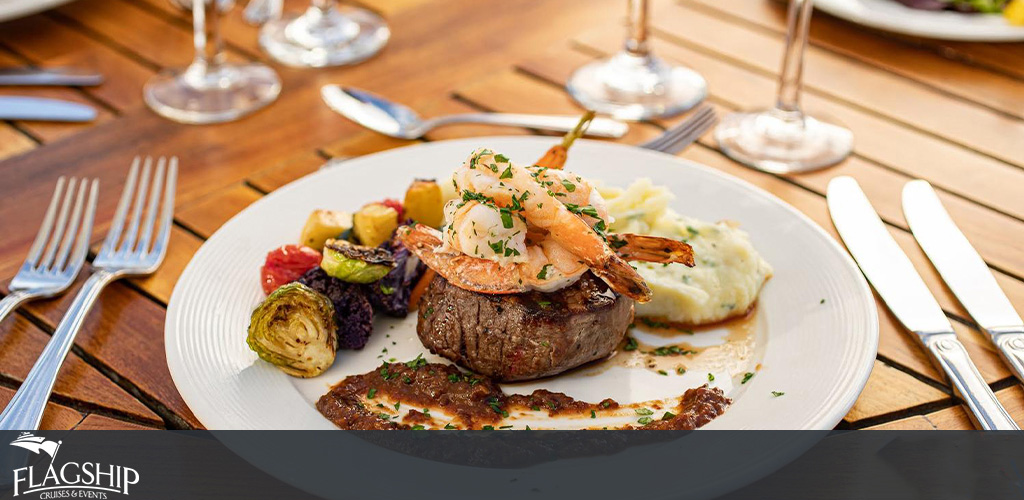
[366,236,426,317]
[247,283,337,378]
[300,209,353,251]
[320,238,395,283]
[353,203,399,247]
[298,268,374,350]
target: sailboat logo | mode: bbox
[9,432,61,463]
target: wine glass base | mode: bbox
[259,6,389,68]
[715,109,853,174]
[566,52,707,121]
[143,63,281,124]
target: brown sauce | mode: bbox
[317,360,730,430]
[574,308,758,378]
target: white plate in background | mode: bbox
[816,0,1024,41]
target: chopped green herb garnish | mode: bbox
[707,373,715,382]
[412,425,426,430]
[379,284,395,295]
[537,300,552,308]
[635,408,654,416]
[394,402,401,410]
[686,226,699,237]
[499,425,513,429]
[657,370,668,376]
[499,164,513,179]
[482,425,495,430]
[537,264,551,280]
[624,337,639,351]
[820,298,826,304]
[560,179,576,192]
[444,423,457,430]
[367,388,377,399]
[676,367,686,375]
[742,372,755,384]
[637,417,653,425]
[772,391,785,397]
[590,410,597,419]
[500,208,514,229]
[662,411,676,421]
[494,153,510,164]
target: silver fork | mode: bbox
[0,177,99,324]
[0,156,177,430]
[640,105,717,154]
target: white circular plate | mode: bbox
[0,0,75,23]
[166,137,877,430]
[816,0,1024,42]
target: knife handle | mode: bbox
[926,333,1019,430]
[991,328,1024,387]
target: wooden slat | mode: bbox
[0,385,83,430]
[19,271,201,428]
[843,360,949,424]
[867,385,1024,430]
[246,150,328,194]
[684,0,1024,118]
[647,2,1024,167]
[176,184,264,239]
[0,125,36,161]
[0,311,161,424]
[563,33,1024,275]
[567,27,1024,224]
[58,0,251,70]
[0,14,153,112]
[75,413,162,430]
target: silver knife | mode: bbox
[903,180,1024,386]
[827,176,1018,430]
[0,67,103,87]
[0,97,97,122]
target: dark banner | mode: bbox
[1,430,1021,499]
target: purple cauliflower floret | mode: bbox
[298,268,374,350]
[364,236,426,318]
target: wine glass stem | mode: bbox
[624,0,649,57]
[774,0,813,115]
[192,0,227,72]
[313,0,335,14]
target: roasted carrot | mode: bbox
[535,110,595,169]
[408,269,437,312]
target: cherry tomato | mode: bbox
[260,244,322,294]
[380,198,405,222]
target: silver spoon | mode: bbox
[321,85,629,139]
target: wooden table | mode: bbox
[0,0,1021,431]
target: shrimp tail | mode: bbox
[609,233,696,267]
[588,255,653,303]
[396,225,526,295]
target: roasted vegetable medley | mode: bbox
[247,179,443,377]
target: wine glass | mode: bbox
[258,0,390,68]
[566,0,706,121]
[715,0,852,174]
[145,0,281,124]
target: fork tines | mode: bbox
[22,176,99,277]
[96,156,178,262]
[642,105,718,154]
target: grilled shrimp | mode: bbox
[399,223,694,298]
[451,148,651,301]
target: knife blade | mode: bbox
[902,180,1024,385]
[0,97,97,122]
[0,67,103,87]
[827,176,1017,430]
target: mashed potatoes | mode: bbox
[599,179,772,325]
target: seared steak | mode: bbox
[416,272,634,381]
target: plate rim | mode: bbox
[815,0,1024,42]
[166,136,879,431]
